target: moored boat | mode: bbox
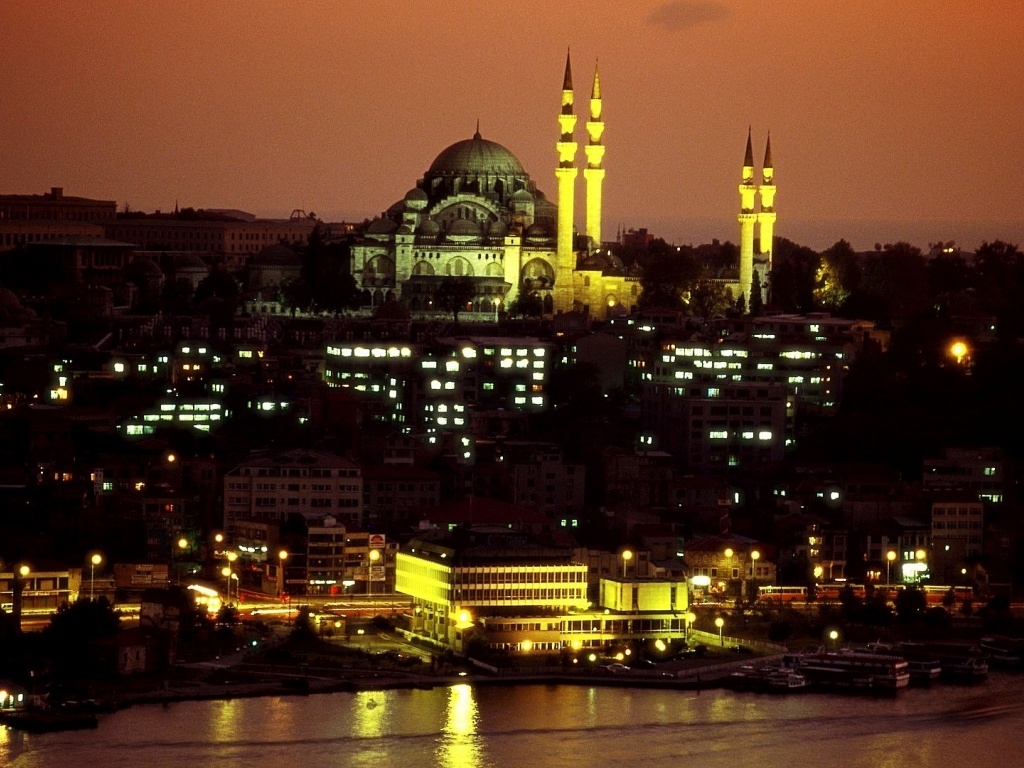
[783,650,910,692]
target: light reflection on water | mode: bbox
[3,676,1023,768]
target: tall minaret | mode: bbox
[757,134,776,265]
[584,61,605,249]
[738,128,757,305]
[554,50,578,313]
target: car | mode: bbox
[634,659,657,669]
[729,644,754,654]
[604,663,630,672]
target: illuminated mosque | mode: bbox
[351,53,776,317]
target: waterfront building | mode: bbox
[396,528,689,654]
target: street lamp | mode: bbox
[89,553,103,600]
[886,550,896,585]
[828,628,840,650]
[621,549,633,579]
[368,548,381,598]
[175,537,188,584]
[223,551,238,603]
[745,550,760,601]
[685,611,696,644]
[715,616,725,646]
[277,549,288,598]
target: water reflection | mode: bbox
[436,683,483,768]
[208,698,241,743]
[352,690,388,739]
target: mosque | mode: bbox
[350,54,776,317]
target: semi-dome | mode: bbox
[428,130,526,176]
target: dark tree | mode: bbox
[688,278,733,319]
[435,276,476,322]
[639,249,702,310]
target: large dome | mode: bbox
[428,130,526,176]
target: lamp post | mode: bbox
[621,549,633,579]
[745,549,760,602]
[277,550,288,599]
[223,551,237,603]
[89,553,103,600]
[715,616,725,646]
[685,611,696,644]
[886,550,896,585]
[175,537,188,585]
[368,548,381,598]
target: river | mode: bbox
[3,674,1022,767]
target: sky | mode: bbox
[3,1,1023,251]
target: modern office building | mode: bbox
[396,528,689,654]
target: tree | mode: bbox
[639,250,702,310]
[688,279,733,319]
[749,272,764,315]
[815,239,860,309]
[435,276,476,322]
[508,288,543,318]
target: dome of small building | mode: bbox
[487,219,508,238]
[427,130,526,177]
[397,224,414,235]
[511,188,534,203]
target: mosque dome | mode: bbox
[404,187,429,210]
[427,130,526,176]
[416,219,441,236]
[446,218,482,242]
[253,244,300,266]
[366,217,399,236]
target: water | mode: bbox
[4,676,1022,768]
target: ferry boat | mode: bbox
[897,642,989,681]
[864,642,941,685]
[783,650,910,691]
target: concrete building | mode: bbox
[222,449,363,536]
[396,528,689,654]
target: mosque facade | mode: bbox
[350,54,639,319]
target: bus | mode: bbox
[758,585,808,603]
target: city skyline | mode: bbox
[3,1,1023,251]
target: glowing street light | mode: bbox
[89,553,103,600]
[949,340,969,365]
[368,548,381,598]
[685,611,696,643]
[828,628,840,650]
[621,549,633,579]
[886,550,896,584]
[715,616,725,646]
[223,551,238,603]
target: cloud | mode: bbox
[647,1,730,31]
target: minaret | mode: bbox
[584,61,605,249]
[757,133,776,263]
[554,50,578,313]
[738,128,757,306]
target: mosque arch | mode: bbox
[485,261,504,277]
[412,260,435,276]
[445,256,474,277]
[363,254,395,285]
[521,258,555,288]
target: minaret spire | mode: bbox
[738,129,758,310]
[584,59,605,249]
[555,50,579,314]
[757,133,777,299]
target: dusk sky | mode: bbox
[3,1,1023,250]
